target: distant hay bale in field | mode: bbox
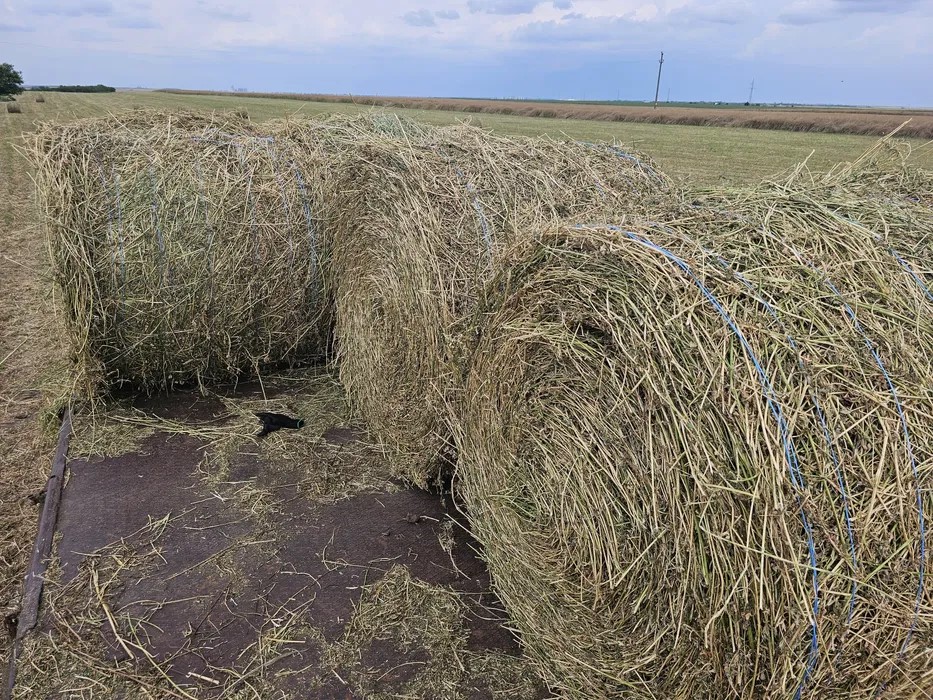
[35,94,45,103]
[28,110,333,393]
[329,126,670,484]
[454,189,933,695]
[7,101,21,113]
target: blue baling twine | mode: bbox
[829,209,933,303]
[450,163,492,251]
[578,141,638,194]
[769,237,927,693]
[290,161,319,291]
[887,246,933,303]
[650,222,861,628]
[823,277,927,651]
[230,142,259,264]
[148,165,167,285]
[92,158,120,292]
[579,140,669,189]
[263,139,297,269]
[114,170,125,292]
[192,157,215,311]
[592,224,822,696]
[685,202,928,687]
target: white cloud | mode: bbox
[3,0,931,105]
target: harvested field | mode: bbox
[21,91,933,186]
[163,89,933,139]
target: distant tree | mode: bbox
[0,63,24,97]
[33,84,116,93]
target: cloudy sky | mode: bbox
[1,0,931,106]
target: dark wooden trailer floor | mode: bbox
[13,375,545,699]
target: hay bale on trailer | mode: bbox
[329,126,670,485]
[454,194,933,696]
[29,110,339,394]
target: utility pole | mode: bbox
[666,87,671,103]
[653,51,664,109]
[747,78,755,104]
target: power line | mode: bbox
[653,50,664,109]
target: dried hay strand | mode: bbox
[321,565,543,698]
[688,132,932,292]
[13,515,318,699]
[27,109,331,395]
[453,217,933,698]
[330,125,670,485]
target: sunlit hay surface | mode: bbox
[454,220,933,698]
[330,123,671,486]
[27,110,332,396]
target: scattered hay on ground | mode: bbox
[331,124,671,485]
[16,522,540,699]
[321,565,543,699]
[67,367,395,513]
[14,516,318,700]
[454,213,932,697]
[13,516,202,699]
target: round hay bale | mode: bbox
[454,219,932,697]
[29,110,330,393]
[329,126,670,484]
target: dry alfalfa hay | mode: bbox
[28,109,333,394]
[330,125,670,485]
[454,205,932,697]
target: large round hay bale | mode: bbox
[29,110,340,393]
[330,126,670,484]
[454,219,932,697]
